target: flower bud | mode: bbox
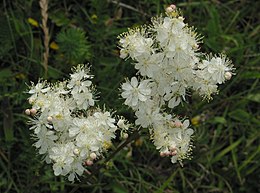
[174,121,183,127]
[166,6,173,13]
[73,148,80,155]
[28,98,34,104]
[170,4,176,9]
[90,152,97,160]
[123,133,128,139]
[160,152,166,157]
[30,108,37,115]
[85,160,93,166]
[47,116,53,123]
[171,150,177,156]
[225,71,232,80]
[25,109,31,115]
[169,146,177,156]
[169,146,177,152]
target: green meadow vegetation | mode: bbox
[0,0,259,192]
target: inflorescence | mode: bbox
[25,65,130,181]
[119,5,234,164]
[25,4,235,181]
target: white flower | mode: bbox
[72,90,95,110]
[121,77,151,107]
[50,142,75,176]
[117,117,130,131]
[119,7,234,165]
[93,111,116,128]
[34,126,58,154]
[28,81,50,95]
[135,108,163,128]
[119,29,154,59]
[135,53,163,77]
[197,55,233,84]
[26,64,125,182]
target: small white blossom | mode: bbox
[121,77,151,107]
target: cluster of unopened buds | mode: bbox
[119,4,234,164]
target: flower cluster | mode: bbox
[119,5,234,164]
[25,65,129,181]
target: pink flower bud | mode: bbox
[160,152,166,157]
[85,160,93,166]
[171,150,177,156]
[174,121,183,127]
[170,4,176,9]
[169,146,177,156]
[166,7,173,13]
[30,108,37,115]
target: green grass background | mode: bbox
[0,0,259,192]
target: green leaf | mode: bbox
[228,109,251,122]
[212,116,227,124]
[211,138,242,164]
[56,28,92,64]
[241,71,260,79]
[228,109,260,124]
[246,93,260,103]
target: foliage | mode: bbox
[0,0,259,193]
[56,28,92,65]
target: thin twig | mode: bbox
[39,0,49,77]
